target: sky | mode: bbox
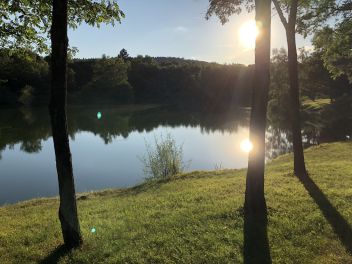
[68,0,312,65]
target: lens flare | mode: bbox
[240,139,253,153]
[97,112,102,119]
[239,20,259,49]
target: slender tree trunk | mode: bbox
[286,27,307,176]
[245,0,271,214]
[243,2,272,263]
[50,0,82,248]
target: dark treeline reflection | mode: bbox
[1,102,351,160]
[266,96,352,159]
[0,106,251,157]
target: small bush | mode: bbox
[141,134,187,180]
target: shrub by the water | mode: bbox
[141,134,187,180]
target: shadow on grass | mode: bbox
[243,199,272,264]
[298,173,352,254]
[39,245,70,264]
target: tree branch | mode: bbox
[272,0,288,29]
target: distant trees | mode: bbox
[0,49,49,105]
[118,48,130,62]
[83,56,133,103]
[0,52,254,110]
[128,56,252,110]
[268,49,291,131]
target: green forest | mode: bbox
[0,48,253,111]
[1,48,350,108]
[1,47,351,142]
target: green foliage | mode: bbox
[0,49,49,105]
[268,47,351,136]
[205,0,254,25]
[313,19,352,82]
[0,0,124,53]
[0,49,254,110]
[128,55,252,111]
[81,56,133,103]
[268,48,291,130]
[118,48,130,62]
[141,134,187,180]
[205,0,336,35]
[1,142,352,263]
[299,50,334,100]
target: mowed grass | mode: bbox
[1,142,352,263]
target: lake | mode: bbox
[0,105,261,205]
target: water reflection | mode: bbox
[0,106,252,204]
[0,106,250,157]
[0,102,350,205]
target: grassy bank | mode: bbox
[1,142,352,263]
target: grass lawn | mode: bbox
[1,142,352,263]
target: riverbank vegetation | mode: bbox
[1,142,351,263]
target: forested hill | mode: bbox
[1,48,350,116]
[0,49,254,112]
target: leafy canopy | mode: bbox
[0,0,125,53]
[312,2,352,82]
[205,0,337,35]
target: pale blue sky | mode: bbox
[68,0,312,65]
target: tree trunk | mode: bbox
[243,1,272,262]
[245,0,271,214]
[50,0,82,248]
[286,28,307,176]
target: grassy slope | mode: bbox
[1,142,352,264]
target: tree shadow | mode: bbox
[243,198,272,264]
[39,245,70,264]
[298,173,352,254]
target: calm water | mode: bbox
[0,106,255,205]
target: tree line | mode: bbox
[1,47,350,114]
[0,49,254,112]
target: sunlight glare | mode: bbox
[240,139,253,153]
[239,21,259,49]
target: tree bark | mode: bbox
[243,2,272,263]
[245,0,271,214]
[286,27,307,176]
[50,0,82,248]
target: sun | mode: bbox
[240,139,253,153]
[239,20,259,49]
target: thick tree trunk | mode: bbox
[243,1,272,262]
[286,28,307,176]
[50,0,82,248]
[245,0,271,214]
